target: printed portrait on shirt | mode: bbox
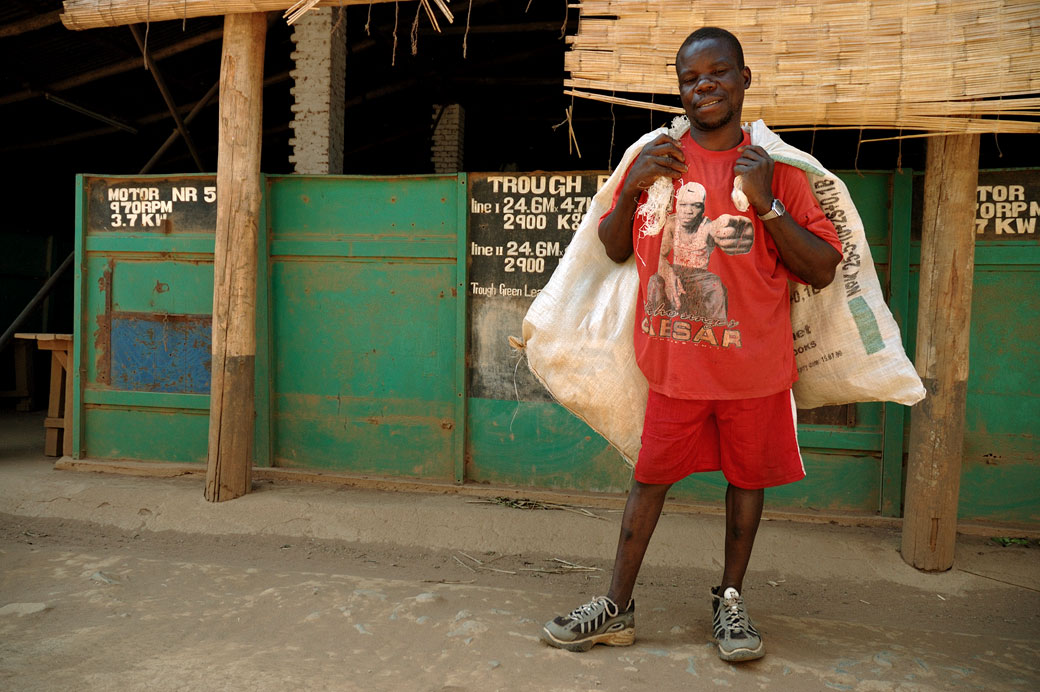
[645,181,754,322]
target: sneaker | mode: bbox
[541,596,635,652]
[711,586,765,662]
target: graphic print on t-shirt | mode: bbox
[644,181,753,323]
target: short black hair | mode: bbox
[676,27,744,69]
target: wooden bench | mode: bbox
[15,333,73,456]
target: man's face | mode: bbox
[676,37,751,132]
[676,189,705,230]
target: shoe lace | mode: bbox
[568,597,611,621]
[721,595,750,633]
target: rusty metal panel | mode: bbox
[76,174,218,464]
[266,175,464,480]
[109,312,211,393]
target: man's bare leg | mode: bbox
[720,482,764,591]
[606,480,673,606]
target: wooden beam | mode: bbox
[62,0,398,30]
[129,24,207,172]
[0,10,62,38]
[901,133,980,571]
[205,12,266,503]
[0,27,223,107]
[140,80,219,173]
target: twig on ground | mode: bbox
[456,552,517,575]
[467,497,606,520]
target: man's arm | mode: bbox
[598,134,688,263]
[734,145,841,289]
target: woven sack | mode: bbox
[519,120,924,465]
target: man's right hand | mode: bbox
[619,135,688,199]
[598,134,687,263]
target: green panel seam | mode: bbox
[881,170,913,517]
[83,388,210,410]
[73,175,86,458]
[798,428,883,452]
[85,235,216,254]
[454,174,469,484]
[270,238,457,259]
[254,175,273,468]
[909,244,1040,266]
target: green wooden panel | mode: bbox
[668,451,882,514]
[466,398,633,493]
[270,256,459,478]
[907,256,1039,524]
[266,175,459,238]
[273,394,454,477]
[110,259,213,315]
[835,172,891,247]
[958,267,1040,523]
[82,405,208,463]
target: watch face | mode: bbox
[773,199,785,215]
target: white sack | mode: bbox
[519,119,924,465]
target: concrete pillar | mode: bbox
[431,104,464,173]
[289,7,346,174]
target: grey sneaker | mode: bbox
[711,586,765,662]
[541,596,635,652]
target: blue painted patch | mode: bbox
[110,313,211,393]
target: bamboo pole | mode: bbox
[901,134,980,571]
[205,12,266,503]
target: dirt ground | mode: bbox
[2,511,1038,692]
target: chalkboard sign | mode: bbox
[911,169,1040,241]
[467,171,609,401]
[87,176,218,233]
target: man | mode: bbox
[647,181,754,321]
[541,27,842,662]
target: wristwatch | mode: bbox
[757,198,785,221]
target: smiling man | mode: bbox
[541,27,842,662]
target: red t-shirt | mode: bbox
[605,130,841,400]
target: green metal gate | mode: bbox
[72,169,1038,525]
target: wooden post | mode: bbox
[901,134,980,571]
[205,12,267,502]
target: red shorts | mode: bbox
[634,388,805,489]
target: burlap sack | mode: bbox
[519,120,924,465]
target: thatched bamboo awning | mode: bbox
[566,0,1040,134]
[61,0,445,30]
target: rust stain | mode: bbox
[451,288,457,298]
[154,280,170,294]
[301,195,310,204]
[94,261,114,385]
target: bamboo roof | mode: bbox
[565,0,1040,134]
[62,0,403,30]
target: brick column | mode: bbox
[431,104,465,173]
[289,7,346,174]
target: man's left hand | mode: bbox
[734,145,774,216]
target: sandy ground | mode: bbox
[2,511,1038,692]
[1,410,1038,691]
